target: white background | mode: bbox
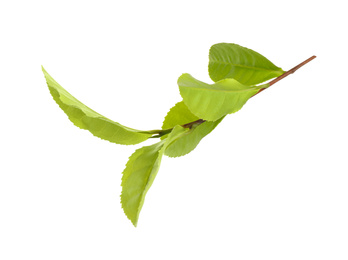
[1,0,347,259]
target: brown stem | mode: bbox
[181,119,205,129]
[153,55,316,136]
[269,55,316,86]
[253,55,316,97]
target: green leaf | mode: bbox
[42,67,153,145]
[121,126,188,226]
[162,101,199,130]
[178,73,267,121]
[120,142,164,226]
[165,117,223,157]
[161,101,222,157]
[209,43,284,85]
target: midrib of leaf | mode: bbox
[182,85,262,93]
[209,60,284,73]
[136,151,163,221]
[180,78,269,93]
[140,142,163,189]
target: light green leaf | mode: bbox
[209,43,284,85]
[165,117,223,157]
[120,142,164,226]
[121,126,188,226]
[178,73,267,121]
[162,101,199,130]
[42,67,153,145]
[160,101,222,157]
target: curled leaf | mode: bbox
[178,73,267,121]
[42,67,153,145]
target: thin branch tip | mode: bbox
[268,55,316,86]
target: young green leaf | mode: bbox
[42,67,153,145]
[178,73,267,121]
[209,43,284,85]
[161,101,223,157]
[162,101,199,130]
[164,117,223,157]
[121,126,188,226]
[120,141,164,226]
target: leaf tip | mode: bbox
[120,192,139,227]
[177,73,191,83]
[41,65,48,74]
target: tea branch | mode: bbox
[150,55,316,137]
